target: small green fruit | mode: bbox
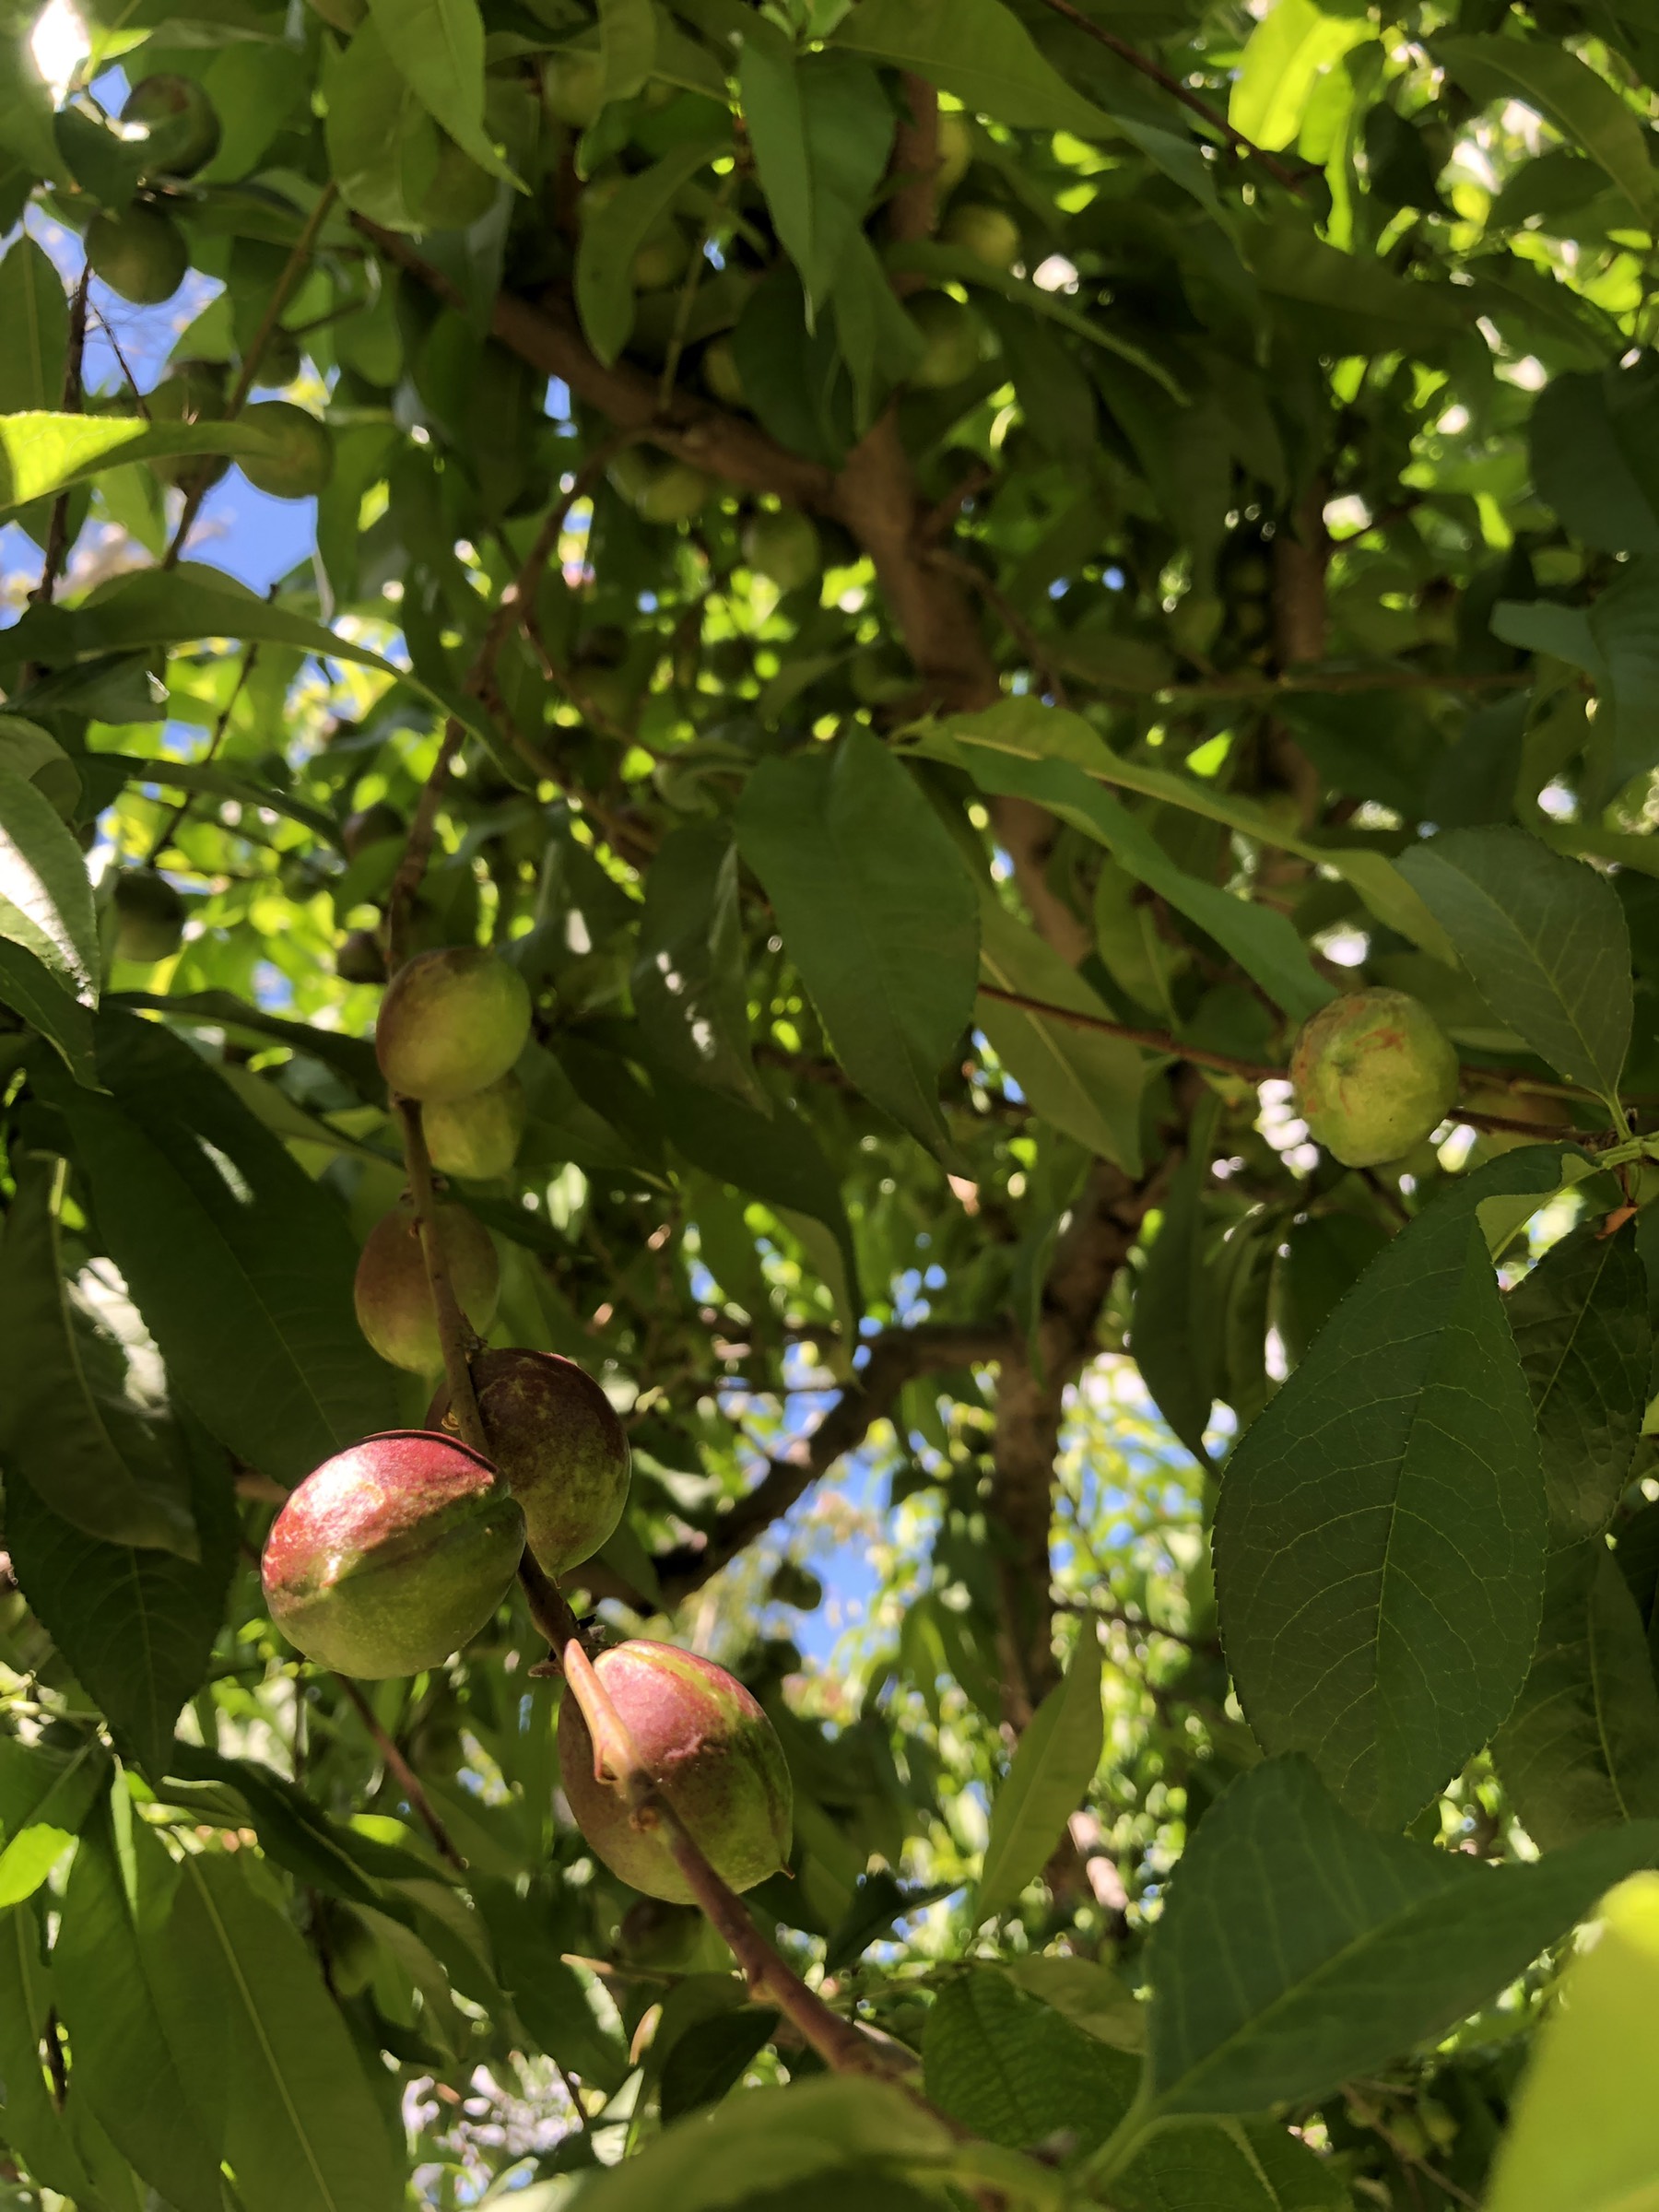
[335,928,387,985]
[632,225,691,291]
[417,134,499,230]
[375,946,532,1103]
[112,869,185,964]
[1289,987,1459,1168]
[354,1202,500,1373]
[86,204,186,304]
[701,336,745,407]
[543,47,606,127]
[342,801,405,859]
[261,1429,524,1677]
[607,446,712,526]
[940,202,1020,270]
[122,74,221,179]
[558,1640,793,1902]
[424,1071,526,1181]
[146,361,229,494]
[429,1347,629,1576]
[255,328,302,388]
[742,510,820,594]
[936,110,973,194]
[618,1897,717,1972]
[240,401,334,500]
[907,292,985,390]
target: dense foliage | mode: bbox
[4,0,1659,2202]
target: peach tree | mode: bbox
[1,0,1658,2203]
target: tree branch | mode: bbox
[333,1671,465,1871]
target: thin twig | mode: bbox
[334,1671,465,1872]
[658,171,735,410]
[163,183,338,570]
[145,622,267,865]
[90,305,152,418]
[1034,0,1309,194]
[30,267,90,613]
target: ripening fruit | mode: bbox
[86,204,187,304]
[631,225,691,291]
[262,1430,524,1677]
[1289,987,1460,1169]
[256,328,302,388]
[240,402,334,500]
[342,800,405,859]
[936,110,973,194]
[112,869,185,964]
[557,1640,793,1902]
[701,336,745,407]
[606,446,713,527]
[429,1347,629,1576]
[122,74,222,179]
[354,1202,500,1373]
[417,134,498,230]
[742,510,821,594]
[146,361,229,494]
[424,1071,526,1181]
[907,292,985,389]
[543,47,606,127]
[375,946,532,1103]
[940,202,1020,270]
[335,928,387,986]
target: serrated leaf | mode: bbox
[1215,1148,1558,1830]
[6,1412,236,1772]
[978,1626,1103,1919]
[735,729,980,1156]
[631,823,766,1110]
[1115,2116,1351,2211]
[1145,1753,1659,2115]
[976,887,1145,1171]
[924,1970,1138,2152]
[0,764,96,1004]
[1509,1218,1650,1546]
[1486,1871,1659,2212]
[0,412,292,513]
[1497,1543,1659,1850]
[35,1009,400,1485]
[1397,826,1632,1103]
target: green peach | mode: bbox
[940,202,1020,270]
[112,870,185,964]
[261,1429,524,1677]
[742,510,821,594]
[123,74,222,179]
[424,1072,526,1181]
[87,205,187,305]
[558,1640,792,1902]
[375,946,532,1103]
[907,292,986,389]
[354,1202,500,1373]
[1289,987,1459,1168]
[429,1347,629,1576]
[240,402,333,500]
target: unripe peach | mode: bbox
[941,202,1020,270]
[907,292,986,389]
[742,510,820,594]
[122,73,221,179]
[335,928,387,986]
[423,1071,526,1181]
[1289,987,1459,1168]
[241,401,333,500]
[86,204,187,304]
[262,1430,524,1677]
[375,947,531,1103]
[428,1348,629,1576]
[558,1640,792,1902]
[112,869,185,963]
[354,1202,499,1373]
[936,110,973,194]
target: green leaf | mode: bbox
[575,138,727,365]
[831,0,1112,138]
[0,412,294,514]
[742,49,893,311]
[6,1411,236,1772]
[1497,1543,1659,1851]
[1496,566,1659,806]
[1486,1871,1659,2212]
[924,1970,1138,2153]
[735,730,980,1156]
[1397,826,1632,1104]
[1530,360,1659,558]
[0,763,97,1004]
[1214,1148,1559,1830]
[1115,2116,1352,2211]
[0,1902,96,2202]
[976,886,1145,1171]
[0,237,66,418]
[53,1794,225,2212]
[0,1734,107,1908]
[366,0,514,183]
[321,16,440,229]
[659,2006,781,2121]
[101,750,343,849]
[1143,1753,1659,2116]
[1230,0,1373,152]
[1130,1101,1221,1466]
[630,821,766,1111]
[0,937,96,1087]
[34,1009,400,1487]
[1509,1219,1650,1546]
[163,1852,406,2212]
[1439,34,1656,218]
[978,1626,1103,1920]
[599,0,656,103]
[0,1155,198,1557]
